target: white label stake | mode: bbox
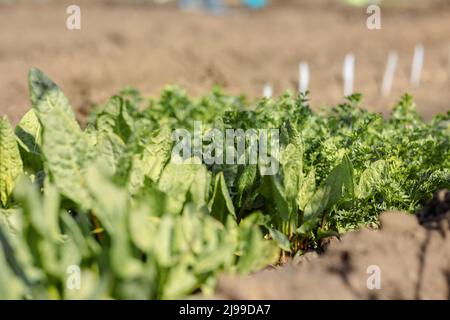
[381,51,398,97]
[411,44,424,87]
[298,62,310,93]
[343,53,355,97]
[263,83,273,98]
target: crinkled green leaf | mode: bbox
[118,125,172,194]
[0,116,23,207]
[28,68,75,119]
[141,126,172,182]
[281,140,304,214]
[37,106,91,207]
[297,168,316,211]
[29,69,91,207]
[95,131,125,173]
[356,160,387,199]
[96,96,135,142]
[158,159,204,215]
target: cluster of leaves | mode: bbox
[0,69,278,299]
[0,68,449,299]
[234,93,449,251]
[141,87,449,253]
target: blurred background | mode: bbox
[0,0,449,123]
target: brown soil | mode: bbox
[216,190,450,300]
[1,1,450,124]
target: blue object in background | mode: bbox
[179,0,268,14]
[204,0,226,14]
[243,0,268,9]
[179,0,226,15]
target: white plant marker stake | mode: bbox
[343,53,355,97]
[381,51,398,97]
[298,62,310,93]
[410,44,424,87]
[263,83,273,98]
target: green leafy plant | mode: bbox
[0,68,448,299]
[0,69,278,299]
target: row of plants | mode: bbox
[0,68,448,299]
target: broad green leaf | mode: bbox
[0,116,23,207]
[141,126,172,182]
[129,206,157,252]
[84,164,141,278]
[119,125,172,194]
[153,215,174,267]
[178,203,202,252]
[162,264,197,300]
[15,109,43,172]
[13,178,70,278]
[191,215,236,274]
[187,165,211,209]
[95,131,125,173]
[0,208,20,234]
[136,179,167,217]
[268,227,291,252]
[316,227,340,240]
[96,96,134,142]
[209,172,236,224]
[280,141,304,214]
[0,241,25,299]
[60,211,91,258]
[14,178,60,240]
[85,163,127,233]
[297,168,316,211]
[64,269,107,300]
[0,204,45,292]
[29,69,91,207]
[158,159,204,215]
[37,106,91,207]
[236,164,257,207]
[302,156,354,228]
[192,216,239,275]
[235,214,279,273]
[28,68,75,119]
[259,175,289,221]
